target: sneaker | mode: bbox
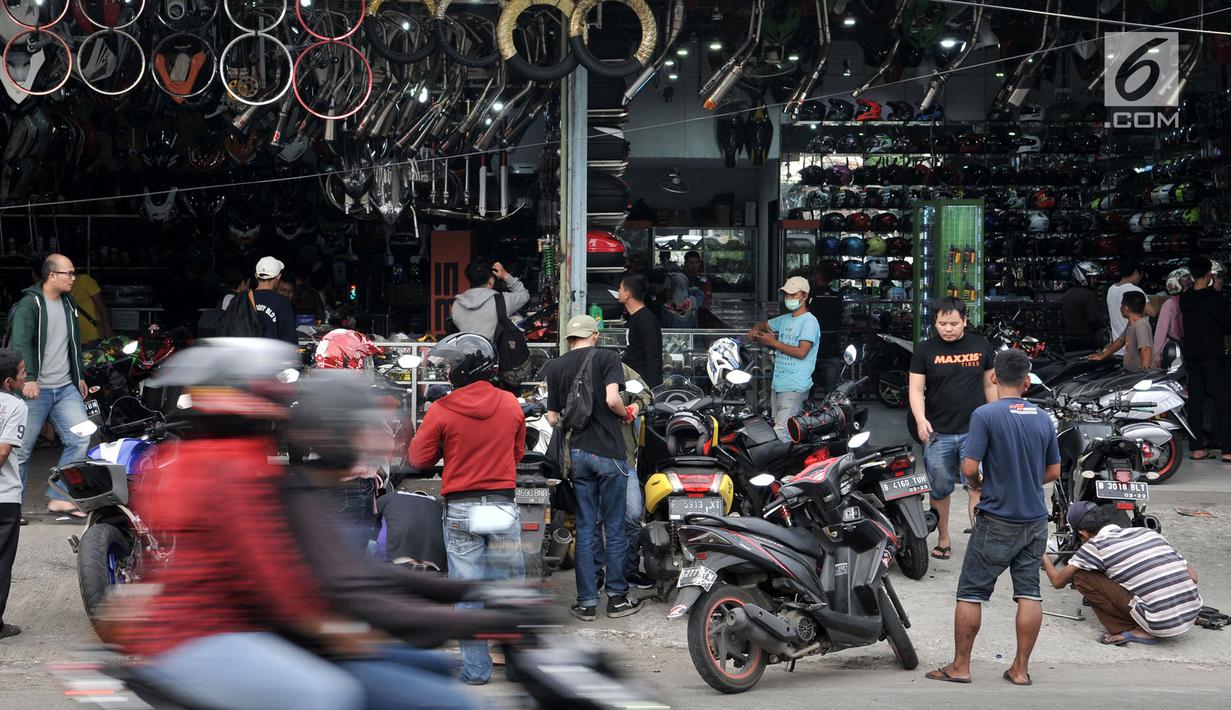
[570,604,597,622]
[606,595,643,619]
[626,571,656,589]
[0,624,21,640]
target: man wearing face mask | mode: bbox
[748,277,820,442]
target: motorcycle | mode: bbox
[47,397,190,633]
[872,333,913,409]
[668,430,918,693]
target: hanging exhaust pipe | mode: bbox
[623,0,686,105]
[988,0,1060,117]
[850,0,910,98]
[919,4,984,112]
[784,0,830,119]
[700,0,764,110]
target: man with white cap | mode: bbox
[252,256,297,343]
[748,276,821,442]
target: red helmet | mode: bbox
[1094,236,1119,257]
[1033,188,1057,210]
[885,237,912,256]
[846,211,872,231]
[856,99,882,121]
[314,329,383,369]
[888,259,913,280]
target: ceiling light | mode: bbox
[843,16,856,27]
[664,59,675,67]
[809,123,818,131]
[787,53,800,62]
[995,70,1005,78]
[676,46,689,57]
[709,41,722,51]
[842,59,852,77]
[939,38,958,49]
[492,102,505,112]
[668,72,679,80]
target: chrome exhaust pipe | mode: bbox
[546,527,573,564]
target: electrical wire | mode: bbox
[931,0,1226,36]
[3,4,1228,213]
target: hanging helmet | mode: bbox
[872,212,898,233]
[289,371,392,469]
[142,188,180,224]
[1165,267,1193,295]
[188,141,226,173]
[141,127,181,171]
[865,235,888,255]
[845,212,872,231]
[886,237,912,256]
[227,213,261,248]
[706,337,743,387]
[804,135,837,154]
[1016,134,1042,153]
[1177,207,1201,226]
[1027,211,1050,233]
[827,99,855,121]
[894,134,922,153]
[840,235,868,256]
[181,189,227,218]
[866,134,895,153]
[843,259,869,279]
[818,236,841,256]
[426,333,498,388]
[855,99,882,121]
[822,212,847,232]
[1128,213,1147,233]
[1172,181,1203,205]
[865,256,890,279]
[665,410,713,457]
[888,259,913,280]
[314,329,383,370]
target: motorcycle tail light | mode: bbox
[889,456,912,477]
[521,523,540,531]
[1114,469,1132,483]
[1116,502,1134,510]
[666,472,684,494]
[677,473,719,493]
[61,468,85,486]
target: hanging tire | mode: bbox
[879,587,918,670]
[77,523,136,633]
[433,1,500,68]
[876,369,909,408]
[568,0,657,79]
[1148,436,1184,484]
[498,0,580,82]
[686,584,768,694]
[364,1,439,65]
[895,529,930,580]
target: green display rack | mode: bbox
[912,200,985,341]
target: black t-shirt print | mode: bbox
[252,290,298,343]
[544,346,626,460]
[909,333,995,434]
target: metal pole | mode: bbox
[560,68,588,350]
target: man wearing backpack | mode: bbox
[8,255,90,518]
[451,261,529,342]
[543,315,643,622]
[251,257,297,343]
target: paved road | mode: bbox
[3,405,1230,708]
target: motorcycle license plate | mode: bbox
[515,487,551,505]
[677,566,718,591]
[84,399,101,418]
[880,473,931,501]
[668,496,724,521]
[1095,480,1149,501]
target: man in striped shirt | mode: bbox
[1042,504,1201,645]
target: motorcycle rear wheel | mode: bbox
[1148,437,1184,484]
[78,523,136,634]
[895,529,930,580]
[879,587,918,670]
[687,584,768,694]
[877,370,909,408]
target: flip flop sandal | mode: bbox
[931,546,952,560]
[926,667,971,684]
[1099,633,1129,646]
[1190,452,1215,460]
[1003,669,1033,686]
[1119,631,1159,645]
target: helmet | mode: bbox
[797,98,826,121]
[894,134,922,153]
[827,99,855,121]
[827,165,854,186]
[227,214,261,249]
[836,133,863,153]
[1165,267,1193,295]
[1051,261,1075,281]
[1027,211,1050,233]
[885,237,911,256]
[1128,213,1147,233]
[1212,260,1227,278]
[1071,260,1101,287]
[706,337,743,387]
[915,104,943,122]
[872,212,898,233]
[1016,134,1042,153]
[863,188,884,208]
[865,134,895,153]
[142,188,180,224]
[289,371,391,469]
[314,329,383,370]
[888,259,913,280]
[426,333,498,388]
[865,256,890,278]
[1033,188,1057,210]
[855,99,881,121]
[822,212,847,232]
[840,235,868,256]
[932,133,957,154]
[845,212,871,231]
[984,210,1002,233]
[852,165,879,186]
[865,235,887,255]
[799,164,827,185]
[804,135,836,155]
[984,261,1003,283]
[843,259,869,279]
[1019,104,1044,122]
[888,100,914,121]
[665,411,713,457]
[818,236,841,255]
[958,131,986,154]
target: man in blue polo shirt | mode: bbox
[927,348,1060,687]
[748,276,820,442]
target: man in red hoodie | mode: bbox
[409,333,526,686]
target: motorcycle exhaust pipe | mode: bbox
[546,527,573,563]
[924,509,940,534]
[724,606,795,655]
[1143,514,1163,534]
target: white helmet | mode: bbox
[142,187,179,224]
[866,256,890,279]
[1165,267,1193,295]
[706,337,743,387]
[1016,134,1042,153]
[1072,260,1101,287]
[1027,211,1050,233]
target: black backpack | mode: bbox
[492,294,533,388]
[560,348,598,433]
[216,291,265,338]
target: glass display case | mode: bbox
[651,227,756,296]
[913,200,985,340]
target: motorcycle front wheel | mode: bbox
[1149,436,1184,484]
[77,523,137,633]
[687,584,768,694]
[877,370,909,408]
[879,587,919,670]
[895,529,930,580]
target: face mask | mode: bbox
[784,298,802,310]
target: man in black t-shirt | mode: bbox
[618,272,663,388]
[808,265,844,396]
[543,315,643,623]
[251,257,298,343]
[908,298,996,561]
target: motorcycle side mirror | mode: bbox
[397,354,422,369]
[848,431,871,449]
[122,341,139,355]
[725,370,752,386]
[1133,379,1153,391]
[843,344,858,365]
[276,368,301,384]
[749,473,776,487]
[1028,373,1043,386]
[625,380,645,394]
[176,394,193,410]
[70,421,98,438]
[88,385,101,394]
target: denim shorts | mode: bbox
[923,432,968,501]
[956,513,1047,604]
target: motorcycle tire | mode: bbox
[1149,436,1184,484]
[687,583,768,694]
[877,370,909,409]
[879,587,919,670]
[499,0,580,82]
[895,530,930,580]
[434,5,500,68]
[77,523,135,633]
[568,0,657,79]
[364,2,439,65]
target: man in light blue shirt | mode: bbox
[749,276,821,441]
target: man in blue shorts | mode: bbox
[926,349,1060,687]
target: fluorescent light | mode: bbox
[668,73,679,80]
[995,71,1005,78]
[664,59,675,67]
[939,38,957,49]
[709,41,722,51]
[787,53,800,62]
[843,16,856,27]
[492,102,505,112]
[676,47,689,57]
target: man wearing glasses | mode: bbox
[8,254,90,519]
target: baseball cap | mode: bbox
[255,256,285,280]
[779,276,811,295]
[564,315,599,340]
[1066,500,1098,531]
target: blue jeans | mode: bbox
[444,499,524,684]
[594,466,644,579]
[923,432,969,501]
[16,383,90,504]
[340,645,478,709]
[956,513,1048,604]
[328,478,379,552]
[571,448,630,607]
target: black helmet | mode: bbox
[290,371,390,469]
[427,333,498,388]
[827,99,855,121]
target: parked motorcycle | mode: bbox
[47,397,189,632]
[669,430,918,693]
[872,333,912,409]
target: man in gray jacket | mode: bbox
[450,261,529,341]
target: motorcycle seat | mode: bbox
[707,515,819,556]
